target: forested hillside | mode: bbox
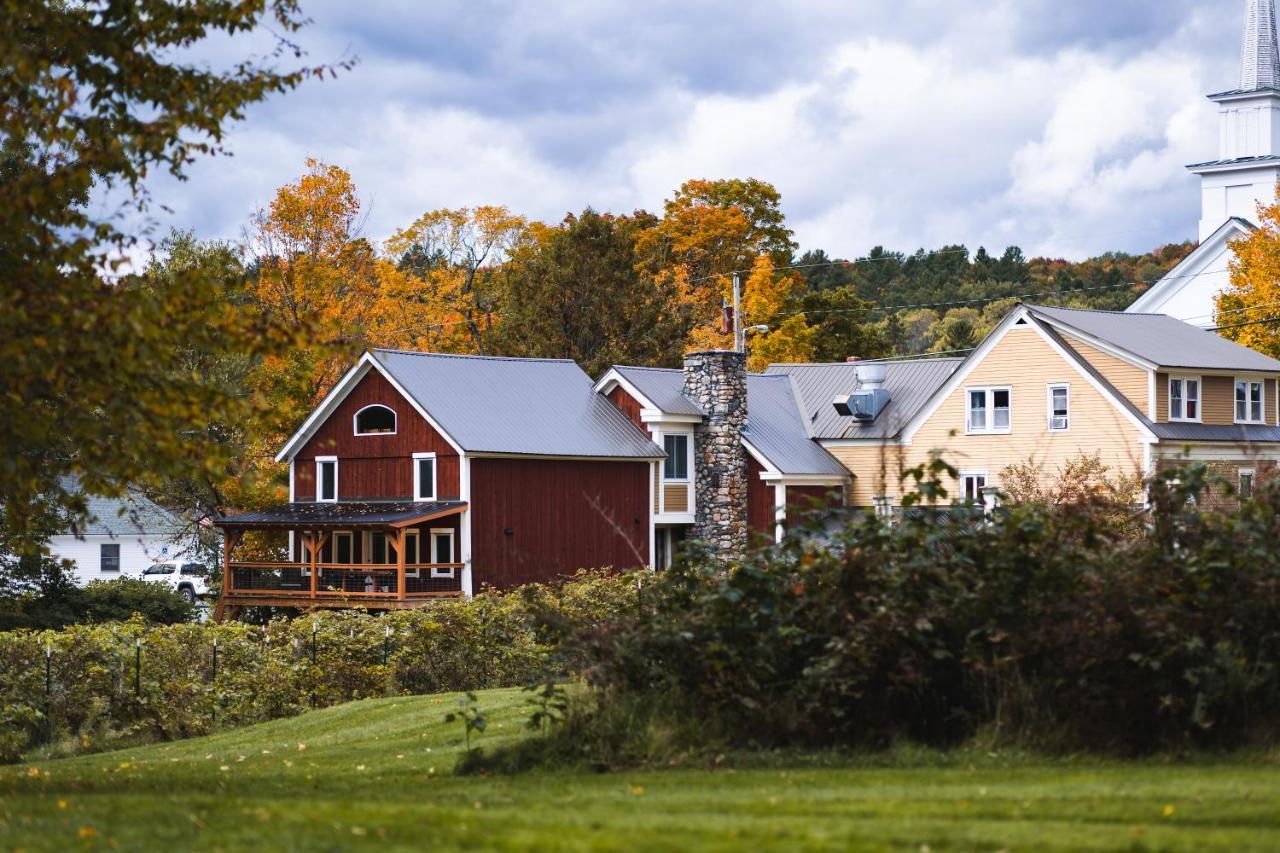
[794,241,1195,359]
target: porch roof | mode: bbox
[216,501,467,529]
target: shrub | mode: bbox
[80,578,198,624]
[535,462,1280,763]
[0,569,634,762]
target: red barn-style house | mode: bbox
[213,349,848,620]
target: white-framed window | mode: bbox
[1169,376,1200,422]
[1235,378,1265,424]
[1239,468,1256,500]
[365,530,390,565]
[429,528,456,577]
[663,433,690,481]
[100,543,120,573]
[412,452,437,501]
[966,387,1011,434]
[960,471,988,503]
[404,530,421,578]
[353,404,396,435]
[1047,383,1069,431]
[316,456,338,502]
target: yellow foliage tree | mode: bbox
[247,159,380,402]
[636,178,796,351]
[1216,193,1280,358]
[685,254,816,369]
[384,206,529,354]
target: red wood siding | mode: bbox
[470,458,650,589]
[786,485,844,528]
[607,386,645,430]
[746,456,773,545]
[293,370,460,501]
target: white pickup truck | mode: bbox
[141,562,211,602]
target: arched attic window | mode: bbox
[354,404,397,435]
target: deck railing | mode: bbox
[225,561,464,598]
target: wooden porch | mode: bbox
[212,500,468,621]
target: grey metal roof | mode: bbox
[612,366,705,416]
[603,366,846,476]
[372,350,663,459]
[1027,304,1280,372]
[743,375,847,476]
[60,477,184,537]
[766,359,962,440]
[1187,153,1280,169]
[1149,423,1280,443]
[218,501,467,527]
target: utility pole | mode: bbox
[732,273,742,352]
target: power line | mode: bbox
[1208,315,1280,332]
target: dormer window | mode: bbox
[1169,377,1200,422]
[1235,379,1265,424]
[354,404,396,435]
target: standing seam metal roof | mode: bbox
[372,350,663,458]
[611,366,705,416]
[766,359,963,440]
[605,366,846,476]
[1026,304,1280,372]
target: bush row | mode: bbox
[556,461,1280,760]
[0,570,638,762]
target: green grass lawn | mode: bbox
[1,688,1278,851]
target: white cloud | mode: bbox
[128,1,1242,262]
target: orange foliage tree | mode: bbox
[1217,193,1280,358]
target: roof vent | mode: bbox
[854,362,886,389]
[832,363,891,422]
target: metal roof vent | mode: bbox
[832,363,891,422]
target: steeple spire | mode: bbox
[1242,0,1280,90]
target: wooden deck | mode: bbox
[212,560,465,620]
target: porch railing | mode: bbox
[225,562,464,598]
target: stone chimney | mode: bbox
[682,350,748,558]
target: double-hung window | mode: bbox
[663,433,689,480]
[966,387,1011,434]
[1235,379,1265,423]
[100,543,120,573]
[413,452,437,500]
[1047,384,1069,431]
[1169,377,1200,421]
[961,472,987,502]
[316,456,338,502]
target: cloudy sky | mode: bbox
[144,0,1246,262]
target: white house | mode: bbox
[49,484,193,584]
[1127,0,1280,325]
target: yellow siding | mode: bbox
[828,327,1146,506]
[662,483,690,513]
[1155,373,1279,425]
[1202,376,1234,424]
[1060,333,1149,413]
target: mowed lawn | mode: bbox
[1,689,1278,851]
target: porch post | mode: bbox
[395,528,406,601]
[222,530,236,593]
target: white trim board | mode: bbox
[276,351,466,462]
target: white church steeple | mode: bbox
[1127,0,1280,323]
[1188,0,1280,240]
[1241,0,1280,90]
